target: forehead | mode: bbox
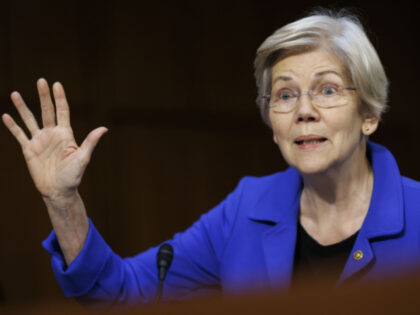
[271,49,347,84]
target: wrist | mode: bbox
[43,191,88,226]
[44,192,89,265]
[43,190,79,209]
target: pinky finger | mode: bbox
[2,114,30,148]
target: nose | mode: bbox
[295,93,320,123]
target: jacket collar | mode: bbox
[247,141,404,239]
[247,167,302,225]
[360,141,404,239]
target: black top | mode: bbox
[292,221,359,287]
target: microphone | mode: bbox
[155,243,174,304]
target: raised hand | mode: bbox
[2,78,107,200]
[2,78,108,264]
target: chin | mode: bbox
[295,165,329,176]
[289,157,331,176]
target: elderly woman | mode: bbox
[3,10,420,304]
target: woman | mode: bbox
[3,9,420,305]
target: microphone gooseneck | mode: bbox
[155,243,174,304]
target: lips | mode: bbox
[294,135,328,146]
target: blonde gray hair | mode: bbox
[254,9,389,126]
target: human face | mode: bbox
[269,49,378,175]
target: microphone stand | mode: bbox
[155,280,164,304]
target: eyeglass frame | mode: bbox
[262,86,357,113]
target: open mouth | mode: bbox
[294,137,327,145]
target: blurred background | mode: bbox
[0,0,418,307]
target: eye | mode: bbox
[278,90,295,101]
[320,85,338,96]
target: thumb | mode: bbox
[79,127,108,164]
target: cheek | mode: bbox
[271,124,290,148]
[330,111,363,143]
[271,124,294,160]
[269,114,292,142]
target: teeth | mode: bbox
[296,138,325,145]
[304,139,321,144]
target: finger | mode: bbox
[2,113,30,148]
[37,78,56,128]
[52,82,71,128]
[10,91,40,135]
[79,127,108,164]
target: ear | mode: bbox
[273,134,279,144]
[361,115,379,136]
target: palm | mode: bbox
[24,126,81,197]
[2,79,107,199]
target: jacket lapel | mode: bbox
[248,167,302,289]
[337,236,374,284]
[261,222,298,289]
[338,142,404,284]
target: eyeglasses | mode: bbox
[262,84,357,114]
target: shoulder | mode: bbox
[223,168,301,222]
[400,176,420,221]
[401,176,420,203]
[402,176,420,190]
[230,168,298,202]
[236,168,298,191]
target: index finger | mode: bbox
[2,113,30,148]
[10,91,40,135]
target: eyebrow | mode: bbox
[272,75,293,85]
[272,70,344,85]
[315,70,343,79]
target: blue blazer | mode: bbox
[43,142,420,305]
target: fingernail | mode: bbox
[53,82,62,91]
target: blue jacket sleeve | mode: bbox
[42,177,246,305]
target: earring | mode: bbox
[365,127,370,131]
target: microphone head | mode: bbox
[157,243,174,270]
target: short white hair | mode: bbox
[254,9,389,127]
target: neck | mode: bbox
[300,140,373,232]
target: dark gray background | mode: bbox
[0,0,417,305]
